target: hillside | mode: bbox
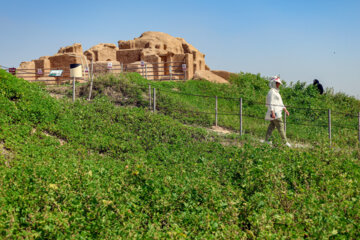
[75,72,360,148]
[1,69,360,239]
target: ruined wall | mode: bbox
[17,61,35,80]
[116,49,142,64]
[84,43,118,62]
[58,43,83,55]
[115,31,207,79]
[16,32,210,83]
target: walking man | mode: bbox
[265,76,291,147]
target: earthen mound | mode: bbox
[193,70,229,84]
[211,70,232,80]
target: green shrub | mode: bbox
[1,70,360,239]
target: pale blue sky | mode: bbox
[1,0,359,98]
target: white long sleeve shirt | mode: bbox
[265,87,285,121]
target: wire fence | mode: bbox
[139,84,360,147]
[2,64,360,146]
[82,79,359,132]
[117,61,186,81]
[74,76,360,144]
[1,60,187,85]
[1,64,90,85]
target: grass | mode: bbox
[1,69,360,239]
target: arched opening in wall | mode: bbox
[164,44,167,50]
[199,60,203,70]
[106,59,111,61]
[193,63,197,73]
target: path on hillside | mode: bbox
[207,125,310,149]
[45,85,311,149]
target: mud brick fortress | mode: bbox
[17,32,230,84]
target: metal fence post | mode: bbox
[88,59,94,101]
[72,77,76,102]
[149,84,152,110]
[358,112,360,145]
[328,109,331,147]
[153,88,156,113]
[169,65,172,81]
[145,64,148,79]
[121,63,123,73]
[239,98,243,136]
[215,96,218,126]
[284,111,287,133]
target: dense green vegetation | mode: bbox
[80,72,360,147]
[1,69,360,239]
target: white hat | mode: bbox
[271,76,282,85]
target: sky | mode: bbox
[1,0,359,98]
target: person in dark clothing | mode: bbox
[313,79,324,94]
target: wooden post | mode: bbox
[72,77,76,102]
[149,84,152,110]
[215,96,218,127]
[121,63,123,73]
[88,59,94,101]
[328,109,331,147]
[153,88,156,113]
[239,98,243,136]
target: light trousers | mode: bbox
[265,118,287,142]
